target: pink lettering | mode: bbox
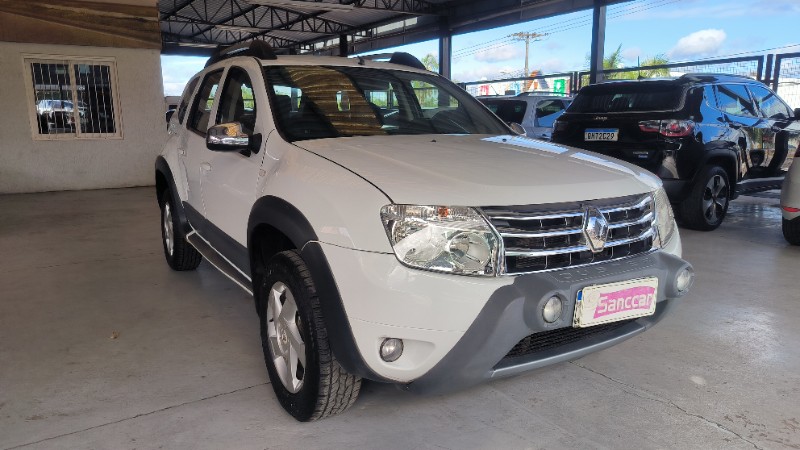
[593,286,656,319]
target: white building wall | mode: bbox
[0,42,165,193]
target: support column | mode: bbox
[589,0,607,85]
[438,18,452,80]
[338,34,348,57]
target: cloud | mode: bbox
[161,55,209,96]
[538,58,567,73]
[473,44,523,63]
[621,47,642,61]
[453,64,518,82]
[668,29,726,59]
[544,41,563,51]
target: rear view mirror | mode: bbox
[794,108,800,120]
[165,109,176,124]
[509,122,526,136]
[206,122,260,154]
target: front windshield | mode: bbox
[263,65,509,141]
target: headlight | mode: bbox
[653,187,677,247]
[380,205,499,276]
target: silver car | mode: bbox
[478,93,572,140]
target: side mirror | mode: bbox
[206,122,260,154]
[165,109,176,124]
[794,108,800,120]
[509,122,526,136]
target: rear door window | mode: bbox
[177,77,199,124]
[534,99,566,127]
[481,100,527,123]
[188,70,223,134]
[713,84,757,117]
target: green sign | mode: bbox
[553,79,566,94]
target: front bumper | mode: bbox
[321,243,691,390]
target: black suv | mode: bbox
[552,74,800,230]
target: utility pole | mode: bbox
[511,32,545,76]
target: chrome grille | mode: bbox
[481,194,655,274]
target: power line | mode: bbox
[452,0,682,61]
[511,32,545,75]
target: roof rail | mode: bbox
[205,40,277,67]
[679,73,754,82]
[355,52,428,71]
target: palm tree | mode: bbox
[586,45,671,81]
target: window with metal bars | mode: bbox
[25,57,121,139]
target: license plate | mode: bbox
[573,277,658,328]
[584,128,618,141]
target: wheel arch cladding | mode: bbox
[701,150,737,185]
[247,195,389,382]
[155,157,192,234]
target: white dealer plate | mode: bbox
[573,277,658,328]
[584,128,619,141]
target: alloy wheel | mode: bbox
[702,174,728,224]
[163,202,174,256]
[266,281,306,393]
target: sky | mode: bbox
[161,0,800,95]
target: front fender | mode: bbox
[246,196,390,382]
[257,142,394,252]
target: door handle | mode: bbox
[200,162,212,172]
[178,148,186,156]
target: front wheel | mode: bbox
[160,190,202,270]
[679,165,731,231]
[258,250,361,421]
[783,217,800,245]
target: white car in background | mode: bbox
[478,93,572,140]
[782,146,800,244]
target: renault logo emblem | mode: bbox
[583,206,609,253]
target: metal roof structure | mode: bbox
[159,0,628,58]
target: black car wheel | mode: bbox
[680,165,730,231]
[160,190,202,270]
[257,250,361,421]
[783,217,800,245]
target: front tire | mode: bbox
[258,250,361,421]
[783,217,800,245]
[160,190,202,271]
[679,165,730,231]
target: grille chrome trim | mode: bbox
[505,227,655,257]
[598,196,651,214]
[489,212,584,221]
[608,211,654,229]
[498,227,584,239]
[481,194,656,274]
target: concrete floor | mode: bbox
[1,187,799,450]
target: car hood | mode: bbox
[294,134,661,206]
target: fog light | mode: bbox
[380,338,404,362]
[543,296,563,323]
[676,267,694,293]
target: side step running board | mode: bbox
[186,232,253,295]
[735,176,785,195]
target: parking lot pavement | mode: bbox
[1,187,798,449]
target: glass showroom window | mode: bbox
[25,57,122,139]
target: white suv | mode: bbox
[156,42,693,421]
